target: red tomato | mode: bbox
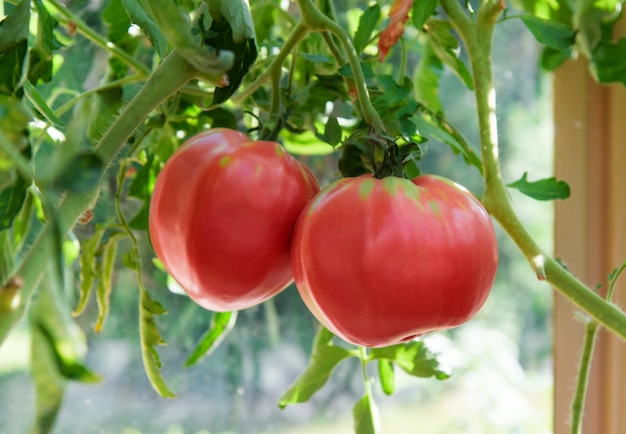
[291,175,498,347]
[149,129,319,311]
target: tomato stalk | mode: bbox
[439,0,626,339]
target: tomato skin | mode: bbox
[149,129,319,311]
[291,175,498,347]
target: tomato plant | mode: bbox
[1,0,626,432]
[149,128,319,311]
[291,174,498,347]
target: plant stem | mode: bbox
[296,0,385,132]
[440,0,626,339]
[570,318,599,434]
[0,50,199,347]
[232,23,308,105]
[45,0,151,78]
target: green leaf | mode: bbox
[540,46,573,71]
[353,394,381,434]
[204,12,258,105]
[368,340,451,380]
[411,114,482,172]
[121,0,168,58]
[517,15,576,50]
[217,0,257,43]
[321,115,342,146]
[354,5,380,54]
[592,39,626,85]
[338,62,376,80]
[185,311,238,366]
[507,172,571,201]
[74,225,107,317]
[412,0,438,30]
[143,0,234,81]
[51,151,105,193]
[95,233,123,333]
[0,0,30,52]
[23,80,66,128]
[426,19,473,90]
[377,359,395,396]
[139,285,176,397]
[0,161,28,231]
[414,39,443,113]
[29,0,62,84]
[279,327,356,408]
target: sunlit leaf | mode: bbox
[279,327,357,408]
[368,340,451,380]
[121,0,168,58]
[23,80,66,128]
[378,359,395,395]
[185,311,238,366]
[354,4,380,54]
[353,394,381,434]
[518,15,576,50]
[426,19,473,90]
[507,172,571,200]
[414,40,443,113]
[412,0,438,30]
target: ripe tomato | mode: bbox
[149,129,319,311]
[291,175,498,347]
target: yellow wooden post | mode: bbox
[553,25,626,433]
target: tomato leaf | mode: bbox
[411,114,482,172]
[23,80,66,128]
[185,311,238,367]
[353,394,381,434]
[592,39,626,85]
[414,40,444,113]
[507,172,571,201]
[426,19,473,90]
[279,327,357,408]
[95,233,123,333]
[29,0,62,85]
[412,0,438,30]
[517,15,576,50]
[200,2,257,105]
[73,225,106,317]
[121,0,168,58]
[354,4,381,54]
[139,283,176,398]
[321,115,342,147]
[0,0,30,94]
[377,359,395,395]
[368,340,451,380]
[0,158,28,231]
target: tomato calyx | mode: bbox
[338,129,424,179]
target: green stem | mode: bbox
[45,0,151,77]
[440,0,626,339]
[232,23,308,105]
[296,0,385,132]
[0,50,199,347]
[571,319,599,434]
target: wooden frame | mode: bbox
[553,22,626,433]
